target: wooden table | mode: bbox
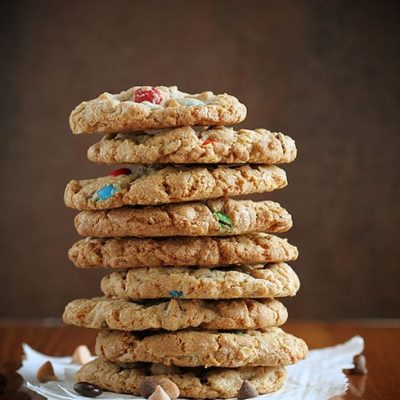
[0,321,399,399]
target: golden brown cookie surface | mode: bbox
[69,233,297,269]
[100,263,300,300]
[63,297,288,331]
[70,86,246,134]
[73,199,292,238]
[95,328,308,368]
[77,358,286,399]
[87,126,296,164]
[64,165,287,210]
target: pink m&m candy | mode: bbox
[133,87,162,104]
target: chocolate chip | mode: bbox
[349,354,368,375]
[74,382,103,397]
[0,374,7,393]
[354,354,368,374]
[139,377,158,398]
[0,371,23,393]
[343,354,368,375]
[199,376,208,384]
[237,380,259,399]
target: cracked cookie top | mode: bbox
[87,126,296,165]
[70,86,247,134]
[95,327,308,368]
[73,199,293,238]
[77,358,286,399]
[69,232,297,269]
[64,164,287,210]
[63,297,288,331]
[100,263,300,300]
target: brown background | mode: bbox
[1,0,399,319]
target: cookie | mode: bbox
[77,359,286,399]
[74,198,292,238]
[69,233,298,269]
[64,164,287,210]
[63,297,288,331]
[95,328,308,368]
[100,263,300,300]
[87,126,297,165]
[69,86,246,134]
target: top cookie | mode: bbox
[69,86,247,134]
[87,126,297,165]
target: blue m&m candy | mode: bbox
[170,290,184,297]
[95,184,118,201]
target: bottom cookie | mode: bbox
[77,358,286,399]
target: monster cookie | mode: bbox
[77,359,286,399]
[74,198,292,238]
[95,328,308,368]
[65,164,287,211]
[63,297,288,331]
[69,233,298,269]
[64,84,308,398]
[100,263,300,300]
[70,86,247,134]
[87,126,297,165]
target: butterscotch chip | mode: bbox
[63,297,288,331]
[95,328,308,368]
[87,126,296,165]
[100,263,300,300]
[149,385,171,400]
[64,165,287,210]
[156,379,179,399]
[73,199,292,238]
[36,361,57,383]
[71,345,91,365]
[69,86,246,134]
[69,233,297,269]
[77,358,286,399]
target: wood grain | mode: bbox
[0,321,399,399]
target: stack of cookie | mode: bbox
[63,86,307,399]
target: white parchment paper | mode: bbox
[19,336,364,400]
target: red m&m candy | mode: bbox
[201,138,218,147]
[109,168,131,177]
[133,87,162,104]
